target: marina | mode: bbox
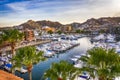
[15,37,93,80]
[1,0,120,80]
[36,40,80,57]
[91,34,120,53]
[1,34,120,80]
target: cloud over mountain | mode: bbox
[0,0,120,27]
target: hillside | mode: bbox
[11,17,120,33]
[18,20,62,30]
[79,17,120,31]
[36,20,62,29]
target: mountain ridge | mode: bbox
[1,17,120,32]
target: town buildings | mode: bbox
[24,29,35,41]
[60,25,72,33]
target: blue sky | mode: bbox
[0,0,120,27]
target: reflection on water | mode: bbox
[16,37,93,80]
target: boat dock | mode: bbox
[36,40,80,57]
[54,43,80,53]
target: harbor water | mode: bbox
[16,37,93,80]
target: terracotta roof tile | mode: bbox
[0,70,23,80]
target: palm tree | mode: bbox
[12,46,46,80]
[44,60,80,80]
[80,47,120,80]
[0,29,24,55]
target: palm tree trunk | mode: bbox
[99,77,102,80]
[27,65,33,80]
[99,77,106,80]
[11,43,16,56]
[58,78,63,80]
[29,71,32,80]
[11,43,16,74]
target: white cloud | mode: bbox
[0,0,120,27]
[6,1,30,11]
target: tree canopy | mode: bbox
[12,46,46,80]
[44,60,80,80]
[80,47,120,80]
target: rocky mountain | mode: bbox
[17,20,62,30]
[13,17,120,33]
[36,20,62,29]
[79,17,120,31]
[19,20,40,30]
[0,27,14,31]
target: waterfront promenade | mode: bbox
[0,40,51,52]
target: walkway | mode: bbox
[0,40,51,52]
